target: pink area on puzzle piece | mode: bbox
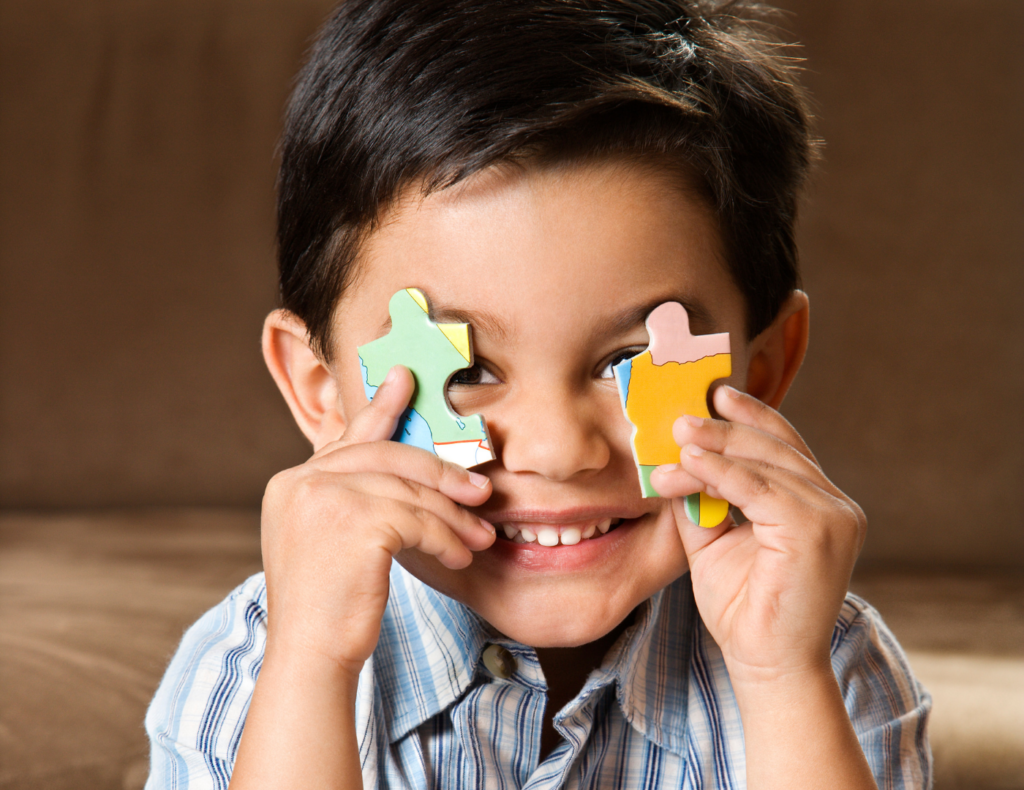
[646,302,730,366]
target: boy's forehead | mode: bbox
[346,159,741,346]
[374,295,717,343]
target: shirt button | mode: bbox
[482,644,517,679]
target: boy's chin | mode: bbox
[481,607,632,648]
[402,560,660,648]
[394,515,689,648]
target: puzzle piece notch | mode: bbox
[613,301,732,527]
[357,288,494,469]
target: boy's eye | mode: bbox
[448,363,500,387]
[598,347,648,379]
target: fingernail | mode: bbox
[655,463,681,474]
[723,385,741,399]
[685,444,705,457]
[383,366,399,386]
[468,471,489,489]
[684,414,704,428]
[478,518,496,534]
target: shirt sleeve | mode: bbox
[144,573,268,790]
[831,593,933,790]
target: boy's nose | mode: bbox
[493,387,611,482]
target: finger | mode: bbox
[310,440,493,508]
[712,385,818,465]
[648,462,703,499]
[671,412,834,494]
[351,471,496,551]
[316,366,415,457]
[680,444,867,564]
[672,502,750,570]
[369,498,480,569]
[679,443,800,525]
[678,443,852,536]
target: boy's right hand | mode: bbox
[259,365,495,679]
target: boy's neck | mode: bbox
[533,611,635,760]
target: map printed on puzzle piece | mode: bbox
[357,288,494,469]
[613,302,732,527]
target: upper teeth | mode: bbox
[498,518,622,546]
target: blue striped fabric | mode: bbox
[145,565,932,789]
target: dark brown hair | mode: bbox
[277,0,817,360]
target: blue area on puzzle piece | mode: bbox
[614,359,631,406]
[396,408,434,451]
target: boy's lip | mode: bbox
[480,506,648,524]
[477,505,656,572]
[482,512,650,572]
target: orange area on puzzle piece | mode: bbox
[625,351,732,465]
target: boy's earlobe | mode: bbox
[744,291,810,410]
[262,309,343,445]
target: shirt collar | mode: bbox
[376,563,491,742]
[376,562,696,753]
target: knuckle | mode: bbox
[267,466,321,506]
[423,508,448,532]
[368,501,409,548]
[810,497,863,557]
[843,500,869,550]
[805,512,835,553]
[293,470,330,501]
[433,455,461,484]
[742,464,774,498]
[409,506,446,538]
[376,520,405,555]
[263,468,291,500]
[742,394,770,420]
[394,474,426,500]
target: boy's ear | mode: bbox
[743,290,810,410]
[262,309,343,445]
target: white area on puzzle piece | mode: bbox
[435,440,493,468]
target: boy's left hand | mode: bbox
[650,384,867,686]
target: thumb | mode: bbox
[672,497,734,565]
[337,365,415,448]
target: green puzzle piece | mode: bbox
[358,288,494,469]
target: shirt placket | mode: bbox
[449,642,547,789]
[525,673,615,790]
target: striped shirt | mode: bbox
[145,565,932,789]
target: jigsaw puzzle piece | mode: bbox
[613,301,731,527]
[357,288,494,469]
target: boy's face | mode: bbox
[328,160,751,647]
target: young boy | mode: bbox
[145,1,932,787]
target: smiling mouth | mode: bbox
[495,518,625,546]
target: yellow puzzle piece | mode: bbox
[612,302,731,527]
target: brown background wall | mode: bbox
[1,0,1021,568]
